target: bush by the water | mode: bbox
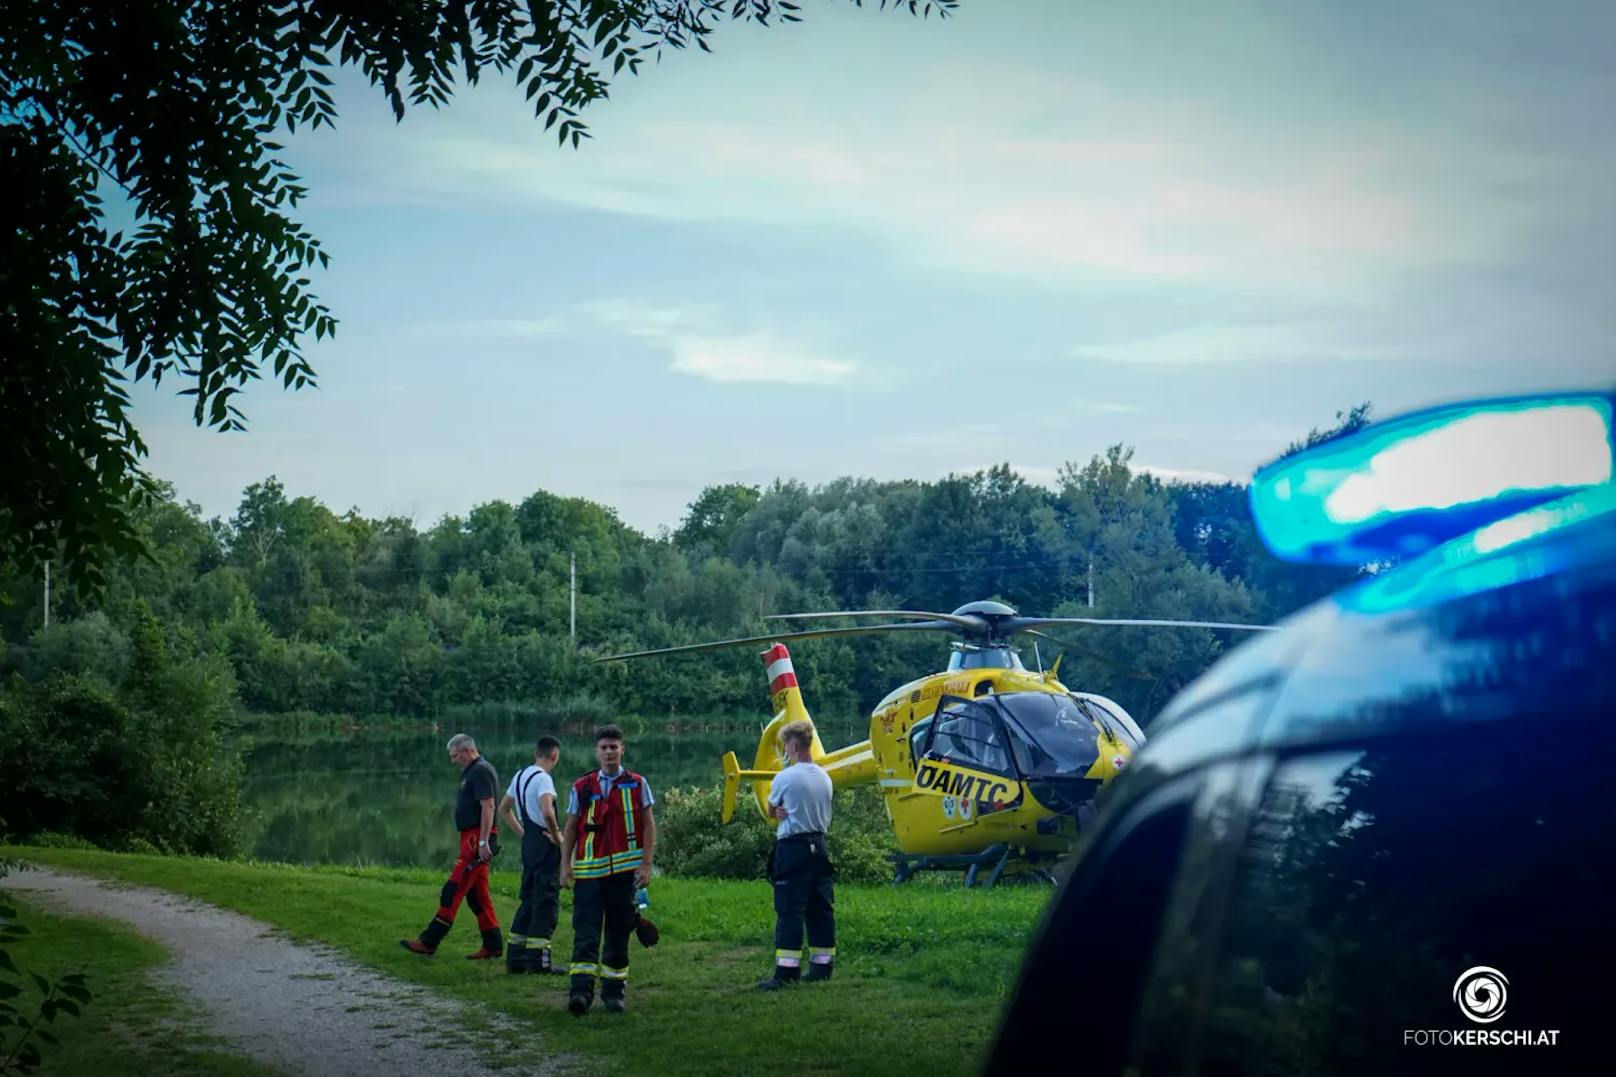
[0,613,248,857]
[655,782,899,883]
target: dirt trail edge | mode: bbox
[1,866,558,1077]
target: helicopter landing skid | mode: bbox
[888,844,1056,888]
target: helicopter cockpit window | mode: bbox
[946,647,1027,672]
[996,693,1105,780]
[924,697,1015,776]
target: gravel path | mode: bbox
[0,867,557,1076]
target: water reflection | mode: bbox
[239,717,867,866]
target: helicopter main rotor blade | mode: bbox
[1022,629,1157,681]
[593,619,962,663]
[1012,616,1278,633]
[766,609,983,630]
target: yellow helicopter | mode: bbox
[601,600,1274,885]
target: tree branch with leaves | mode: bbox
[0,0,957,594]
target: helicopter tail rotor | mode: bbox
[719,751,775,825]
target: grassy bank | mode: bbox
[2,891,279,1076]
[6,847,1052,1075]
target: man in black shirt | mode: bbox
[401,733,505,959]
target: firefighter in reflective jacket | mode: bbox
[560,723,656,1016]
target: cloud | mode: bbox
[1132,464,1239,485]
[946,463,1064,489]
[1008,464,1063,489]
[580,301,695,337]
[669,334,857,386]
[576,301,860,387]
[352,75,1528,301]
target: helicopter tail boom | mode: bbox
[720,643,880,824]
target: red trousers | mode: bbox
[436,828,500,931]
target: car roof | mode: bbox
[1146,481,1616,767]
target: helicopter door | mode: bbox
[913,696,1023,814]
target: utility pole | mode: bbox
[569,551,576,648]
[43,560,51,629]
[1087,559,1094,608]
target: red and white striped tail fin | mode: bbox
[742,643,822,819]
[763,643,806,719]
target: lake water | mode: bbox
[238,715,868,867]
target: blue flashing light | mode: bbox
[1250,392,1615,565]
[1344,482,1616,614]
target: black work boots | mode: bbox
[401,915,453,955]
[756,964,802,990]
[757,961,834,989]
[465,926,504,960]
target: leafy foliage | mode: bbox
[0,0,957,595]
[1,409,1366,734]
[0,861,93,1075]
[0,612,247,857]
[656,784,910,883]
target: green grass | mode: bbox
[5,846,1054,1075]
[2,892,281,1076]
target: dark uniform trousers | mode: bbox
[771,832,835,976]
[570,872,637,1000]
[508,830,561,971]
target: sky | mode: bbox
[129,0,1616,535]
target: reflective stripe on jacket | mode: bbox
[571,770,648,879]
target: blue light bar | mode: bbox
[1250,391,1615,565]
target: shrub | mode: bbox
[0,613,249,857]
[531,691,616,727]
[656,782,899,884]
[14,832,97,851]
[16,612,131,687]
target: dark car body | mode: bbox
[985,410,1615,1075]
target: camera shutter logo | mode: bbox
[1453,966,1508,1024]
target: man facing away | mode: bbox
[560,724,656,1015]
[401,733,504,959]
[498,735,566,974]
[757,719,836,990]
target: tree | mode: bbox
[673,483,762,558]
[1169,403,1376,621]
[1277,401,1373,461]
[1049,446,1256,720]
[0,0,958,594]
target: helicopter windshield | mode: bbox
[947,647,1026,671]
[994,693,1109,780]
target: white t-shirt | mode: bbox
[768,761,833,839]
[506,765,557,827]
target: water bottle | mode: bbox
[634,886,650,911]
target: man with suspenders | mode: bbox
[498,735,565,974]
